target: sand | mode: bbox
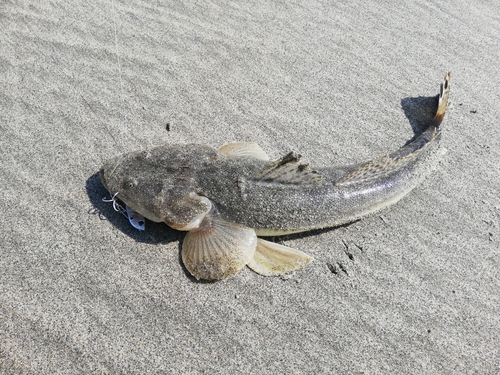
[1,0,499,373]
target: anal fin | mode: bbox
[247,238,313,276]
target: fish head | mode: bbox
[99,145,215,231]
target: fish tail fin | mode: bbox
[432,71,451,127]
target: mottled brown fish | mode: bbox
[100,72,451,280]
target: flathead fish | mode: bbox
[100,72,451,280]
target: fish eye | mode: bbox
[123,180,137,190]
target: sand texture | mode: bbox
[1,0,499,373]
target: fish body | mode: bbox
[100,72,451,280]
[197,126,441,236]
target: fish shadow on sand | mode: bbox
[86,172,204,282]
[86,172,182,246]
[401,94,439,141]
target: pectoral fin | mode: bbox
[247,238,313,276]
[218,142,270,161]
[182,215,257,280]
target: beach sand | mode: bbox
[1,1,499,373]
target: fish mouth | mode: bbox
[99,155,123,193]
[99,166,109,191]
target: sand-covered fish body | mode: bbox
[100,72,451,280]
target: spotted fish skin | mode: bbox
[99,72,451,280]
[195,127,438,236]
[194,72,450,235]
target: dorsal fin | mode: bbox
[251,152,323,185]
[218,142,270,161]
[335,130,437,186]
[336,155,402,185]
